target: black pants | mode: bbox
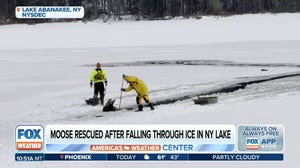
[136,96,150,105]
[94,82,105,99]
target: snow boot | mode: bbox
[135,105,143,112]
[149,103,155,110]
[100,92,105,105]
[92,95,99,106]
[100,97,104,105]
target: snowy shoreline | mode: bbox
[1,13,299,168]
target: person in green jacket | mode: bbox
[90,62,107,105]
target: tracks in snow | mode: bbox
[148,72,300,107]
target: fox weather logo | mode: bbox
[15,125,44,151]
[246,138,259,150]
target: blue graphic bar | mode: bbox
[45,153,106,161]
[189,154,284,161]
[15,153,44,161]
[15,153,284,161]
[107,154,188,161]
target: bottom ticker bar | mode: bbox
[15,153,283,161]
[189,154,284,161]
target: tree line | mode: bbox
[1,0,300,24]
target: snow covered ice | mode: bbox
[1,13,300,167]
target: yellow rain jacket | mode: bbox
[90,69,107,83]
[124,76,148,97]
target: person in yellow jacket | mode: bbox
[121,74,154,111]
[90,62,107,105]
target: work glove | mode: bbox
[122,74,126,78]
[121,88,125,92]
[90,82,93,88]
